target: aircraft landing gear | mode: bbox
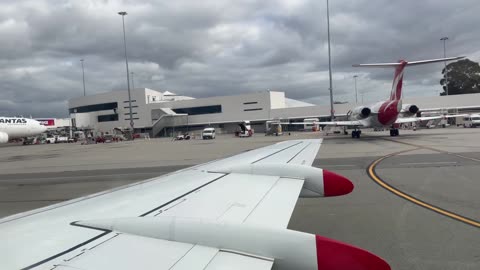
[352,130,361,138]
[389,129,399,136]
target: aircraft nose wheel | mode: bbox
[352,130,361,138]
[389,129,399,136]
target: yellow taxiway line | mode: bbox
[367,148,480,228]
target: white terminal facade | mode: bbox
[68,88,480,137]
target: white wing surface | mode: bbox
[395,114,467,124]
[0,139,322,270]
[315,120,363,126]
[282,120,362,127]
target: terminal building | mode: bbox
[68,88,480,137]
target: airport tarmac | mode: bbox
[1,128,479,269]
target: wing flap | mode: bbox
[54,235,274,270]
[159,174,281,222]
[244,177,304,228]
[169,245,219,270]
[205,251,273,270]
[54,234,195,270]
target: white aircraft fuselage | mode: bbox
[0,117,47,143]
[354,99,403,128]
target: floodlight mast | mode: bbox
[118,11,134,129]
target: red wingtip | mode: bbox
[322,170,354,197]
[315,235,391,270]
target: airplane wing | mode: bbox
[0,139,389,270]
[282,121,363,127]
[395,114,467,124]
[315,120,363,126]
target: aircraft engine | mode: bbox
[402,104,419,116]
[352,106,371,120]
[0,132,8,144]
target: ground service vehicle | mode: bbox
[236,121,254,137]
[463,115,480,128]
[174,133,191,140]
[202,128,216,139]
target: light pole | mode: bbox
[353,75,358,104]
[440,36,449,95]
[326,0,334,120]
[118,11,134,130]
[131,71,135,90]
[80,59,86,96]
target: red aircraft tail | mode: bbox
[353,56,464,101]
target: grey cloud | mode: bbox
[0,0,479,117]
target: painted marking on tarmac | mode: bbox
[383,138,480,163]
[325,164,356,167]
[398,161,457,166]
[367,148,480,229]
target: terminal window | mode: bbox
[69,102,118,113]
[173,105,222,115]
[98,114,119,122]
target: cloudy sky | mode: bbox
[1,0,479,117]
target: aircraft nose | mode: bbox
[39,125,47,132]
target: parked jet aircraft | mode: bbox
[0,117,47,143]
[316,56,465,138]
[0,139,390,270]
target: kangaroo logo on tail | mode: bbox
[390,61,407,101]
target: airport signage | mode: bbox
[37,119,55,126]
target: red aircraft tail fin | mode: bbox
[352,56,464,101]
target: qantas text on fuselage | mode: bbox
[0,118,28,124]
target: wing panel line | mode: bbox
[21,231,111,270]
[241,177,281,223]
[167,244,197,270]
[286,142,311,163]
[251,141,303,164]
[21,173,229,270]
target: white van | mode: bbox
[202,128,216,139]
[464,114,480,128]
